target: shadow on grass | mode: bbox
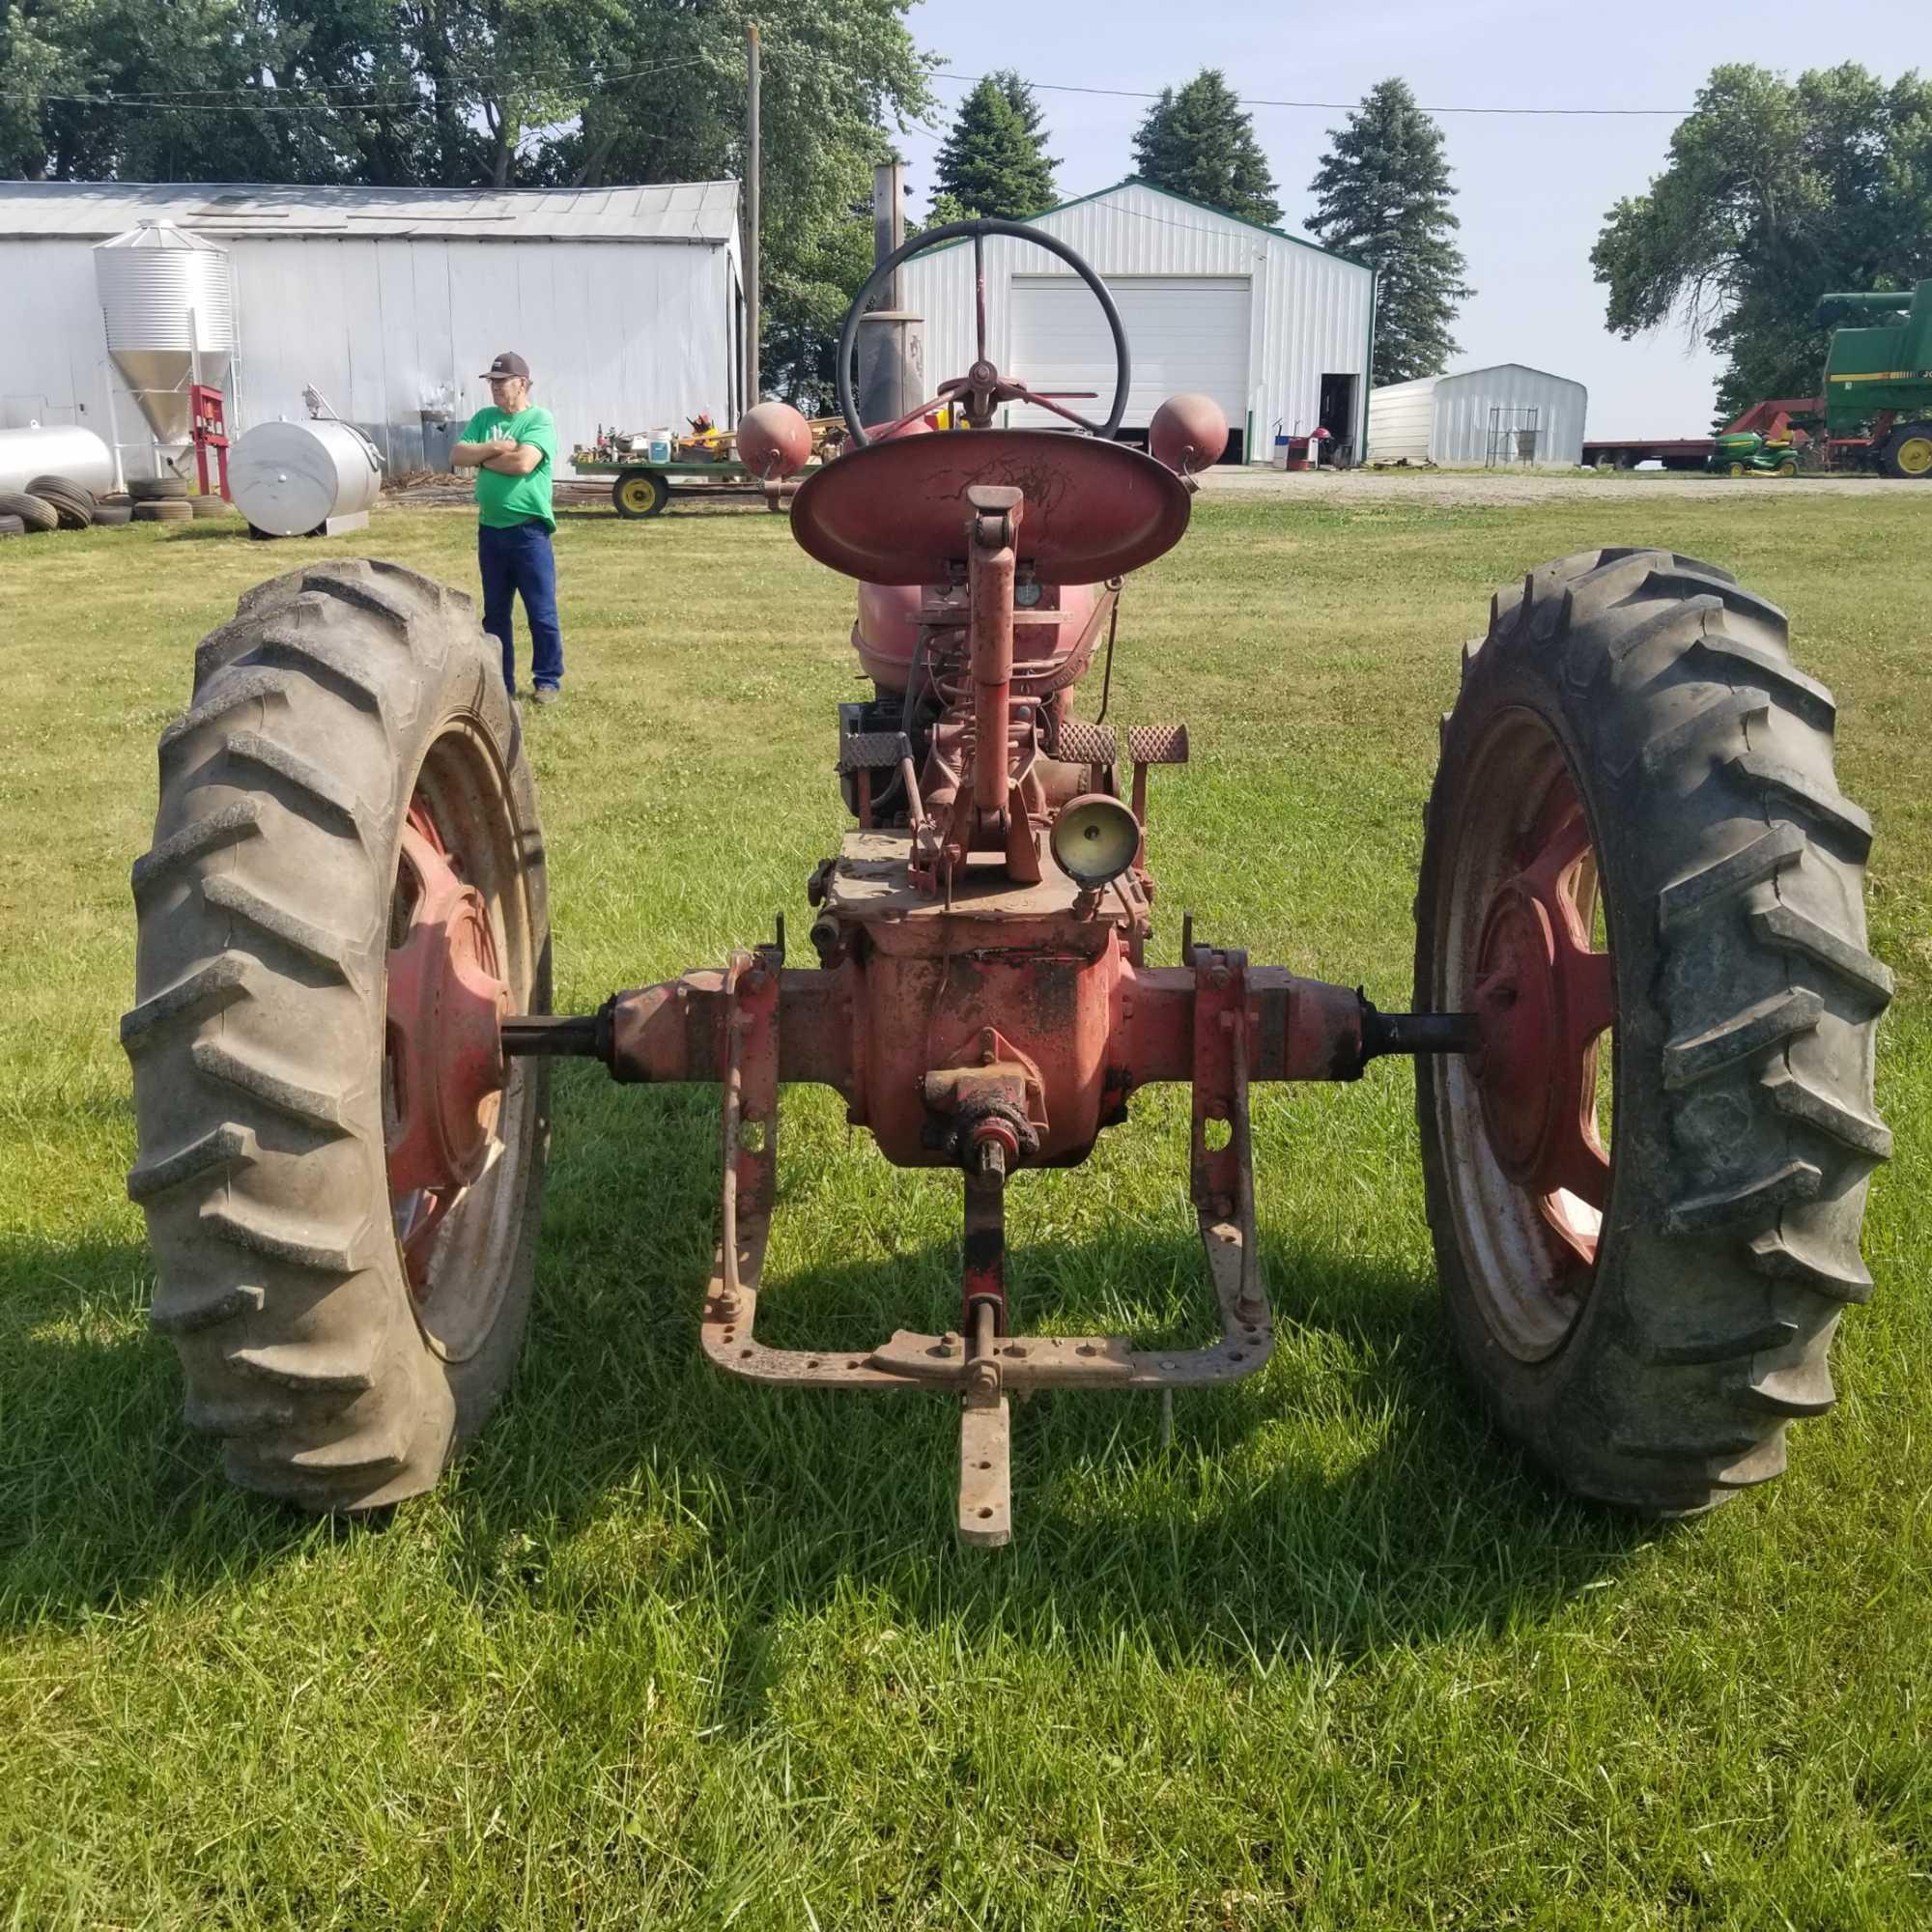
[0,1070,1657,1655]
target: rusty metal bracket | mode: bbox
[694,935,1276,1546]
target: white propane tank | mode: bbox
[231,417,384,536]
[0,424,115,497]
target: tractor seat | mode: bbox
[789,429,1193,586]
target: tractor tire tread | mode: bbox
[1419,545,1889,1511]
[125,558,547,1512]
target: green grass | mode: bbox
[1,492,1927,1928]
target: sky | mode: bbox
[885,0,1931,439]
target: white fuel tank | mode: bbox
[231,417,383,536]
[0,424,115,497]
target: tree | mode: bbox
[1306,79,1470,386]
[932,71,1056,218]
[1130,70,1279,225]
[1593,63,1932,423]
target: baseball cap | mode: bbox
[479,352,530,380]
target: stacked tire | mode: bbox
[0,490,59,534]
[0,475,149,541]
[25,473,96,529]
[135,500,195,525]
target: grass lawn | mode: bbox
[1,488,1927,1928]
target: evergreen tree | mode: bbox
[933,71,1058,218]
[1130,71,1280,225]
[1307,78,1472,385]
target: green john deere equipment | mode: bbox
[1816,280,1932,477]
[1707,430,1799,477]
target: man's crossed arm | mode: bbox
[451,434,544,476]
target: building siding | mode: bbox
[1365,377,1437,464]
[0,220,739,474]
[1367,364,1589,468]
[897,183,1373,456]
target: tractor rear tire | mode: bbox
[124,558,551,1510]
[1879,421,1932,479]
[1416,548,1891,1513]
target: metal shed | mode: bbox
[896,180,1375,464]
[0,180,743,473]
[1366,362,1588,469]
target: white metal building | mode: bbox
[0,180,744,473]
[1366,362,1588,469]
[896,180,1376,463]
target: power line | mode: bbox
[932,69,1690,117]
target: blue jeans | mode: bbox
[478,521,563,692]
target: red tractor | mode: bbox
[125,223,1891,1542]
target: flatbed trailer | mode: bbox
[570,454,816,518]
[1580,438,1714,471]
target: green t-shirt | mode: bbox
[462,406,557,530]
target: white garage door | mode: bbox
[1007,274,1251,435]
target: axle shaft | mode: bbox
[1360,1006,1482,1062]
[500,1013,604,1057]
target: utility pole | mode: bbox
[744,24,761,408]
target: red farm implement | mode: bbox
[125,221,1892,1542]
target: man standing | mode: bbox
[452,352,563,704]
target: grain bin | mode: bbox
[0,424,114,497]
[230,416,383,536]
[94,221,236,445]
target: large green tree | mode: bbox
[1593,63,1932,422]
[1130,70,1279,224]
[1306,78,1470,386]
[931,71,1056,218]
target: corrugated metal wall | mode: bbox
[898,184,1373,456]
[1366,378,1437,464]
[1431,365,1588,467]
[0,234,738,474]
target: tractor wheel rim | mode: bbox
[1438,710,1615,1360]
[384,801,508,1207]
[622,475,656,510]
[381,726,533,1349]
[1899,436,1932,476]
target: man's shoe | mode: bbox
[532,686,561,706]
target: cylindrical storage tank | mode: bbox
[0,425,114,497]
[231,418,383,536]
[94,222,237,446]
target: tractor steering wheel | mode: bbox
[835,217,1131,450]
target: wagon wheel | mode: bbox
[1417,548,1891,1512]
[124,560,550,1509]
[612,469,670,519]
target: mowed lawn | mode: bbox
[0,485,1927,1929]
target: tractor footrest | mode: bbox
[838,729,912,772]
[1047,721,1190,767]
[1126,722,1189,766]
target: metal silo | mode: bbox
[93,220,236,444]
